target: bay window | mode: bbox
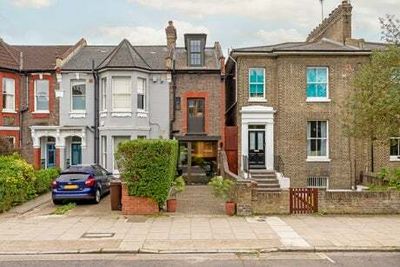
[112,77,131,112]
[137,77,146,111]
[2,78,15,111]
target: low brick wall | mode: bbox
[253,191,290,215]
[319,190,400,214]
[121,183,159,215]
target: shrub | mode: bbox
[34,168,60,194]
[170,176,185,198]
[208,176,235,202]
[116,139,178,206]
[375,167,400,191]
[0,136,16,156]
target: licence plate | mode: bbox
[64,184,79,190]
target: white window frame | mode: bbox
[34,79,50,113]
[70,79,86,112]
[112,136,131,172]
[306,67,330,102]
[390,137,400,161]
[112,76,132,113]
[306,121,330,162]
[101,77,107,112]
[2,78,15,112]
[248,68,266,102]
[137,77,146,111]
[101,136,107,169]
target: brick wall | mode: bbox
[121,183,159,215]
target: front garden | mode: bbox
[0,154,60,212]
[366,167,400,192]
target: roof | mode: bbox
[62,41,170,71]
[0,40,20,70]
[231,39,386,54]
[13,45,72,71]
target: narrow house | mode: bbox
[165,21,226,184]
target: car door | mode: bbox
[99,165,112,192]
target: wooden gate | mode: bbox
[224,126,238,174]
[289,188,318,214]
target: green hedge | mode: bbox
[0,154,60,212]
[116,139,178,206]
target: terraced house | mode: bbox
[225,0,396,190]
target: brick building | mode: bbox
[225,0,397,189]
[165,21,226,184]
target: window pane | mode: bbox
[190,40,201,52]
[390,139,399,156]
[307,68,317,83]
[317,68,327,83]
[112,77,131,110]
[249,84,257,94]
[72,84,85,96]
[257,133,264,150]
[316,84,327,97]
[190,53,201,65]
[36,80,49,111]
[256,84,264,95]
[72,96,86,110]
[256,69,264,83]
[249,132,256,150]
[306,84,317,97]
[320,121,327,138]
[137,94,144,110]
[320,139,327,156]
[36,97,48,110]
[249,69,257,83]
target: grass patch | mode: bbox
[52,202,76,215]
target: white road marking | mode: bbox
[317,252,336,264]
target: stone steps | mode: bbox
[250,170,281,193]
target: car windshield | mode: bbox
[58,173,89,182]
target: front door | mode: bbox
[71,143,82,165]
[248,129,265,169]
[46,143,56,168]
[187,98,205,134]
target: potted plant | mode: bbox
[167,176,185,212]
[208,176,236,216]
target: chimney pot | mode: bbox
[166,20,177,50]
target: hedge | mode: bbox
[116,139,178,206]
[0,154,60,212]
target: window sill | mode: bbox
[69,111,86,119]
[2,109,17,114]
[248,98,267,103]
[306,157,331,163]
[111,111,132,118]
[100,111,107,118]
[390,156,400,162]
[306,98,331,103]
[137,110,148,118]
[32,111,50,114]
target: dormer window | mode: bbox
[190,40,202,66]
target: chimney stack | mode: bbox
[165,21,177,50]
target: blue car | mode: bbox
[52,164,112,205]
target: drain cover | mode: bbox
[81,232,115,239]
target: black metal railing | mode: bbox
[274,155,284,175]
[242,155,249,173]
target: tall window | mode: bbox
[113,136,130,171]
[101,136,107,169]
[390,137,400,160]
[35,80,49,111]
[137,78,146,110]
[306,67,329,100]
[101,77,107,111]
[307,121,328,159]
[249,68,265,99]
[71,80,86,111]
[112,77,131,111]
[190,40,202,66]
[2,78,15,111]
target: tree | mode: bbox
[344,15,400,172]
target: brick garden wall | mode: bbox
[121,183,159,215]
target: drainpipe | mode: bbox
[19,74,29,150]
[169,59,177,139]
[92,60,100,164]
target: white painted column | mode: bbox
[241,122,248,173]
[266,122,274,170]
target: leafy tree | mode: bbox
[344,15,400,172]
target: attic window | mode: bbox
[190,40,202,66]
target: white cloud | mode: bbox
[12,0,55,8]
[96,20,209,46]
[256,29,304,45]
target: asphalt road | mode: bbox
[0,252,399,267]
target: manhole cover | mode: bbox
[81,232,115,239]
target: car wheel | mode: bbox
[52,199,62,205]
[94,189,101,204]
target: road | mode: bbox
[0,252,399,267]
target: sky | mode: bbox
[0,0,399,54]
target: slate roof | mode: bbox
[0,39,73,71]
[232,39,386,53]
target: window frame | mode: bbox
[2,78,15,112]
[390,137,400,161]
[34,79,50,112]
[248,68,266,101]
[306,120,330,162]
[189,39,202,66]
[70,79,86,112]
[101,77,107,112]
[306,67,330,102]
[111,76,132,112]
[101,136,107,169]
[137,77,146,111]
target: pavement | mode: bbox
[1,191,400,255]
